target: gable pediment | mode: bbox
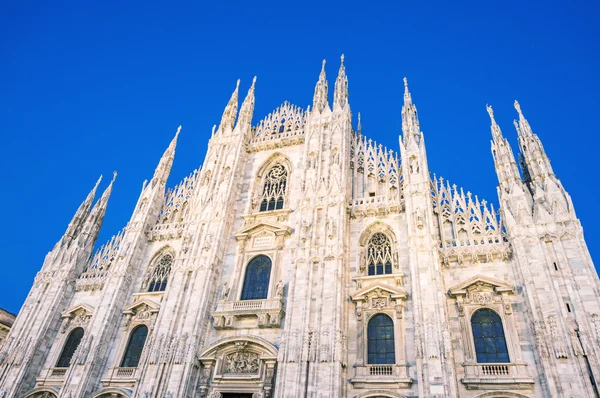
[123,298,161,315]
[351,283,408,302]
[448,274,514,297]
[234,221,292,240]
[61,303,94,318]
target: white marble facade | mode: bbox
[1,57,599,398]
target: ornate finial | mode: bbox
[403,77,408,88]
[111,171,118,183]
[322,59,326,69]
[357,112,362,133]
[236,79,241,89]
[341,54,345,63]
[252,76,257,85]
[175,125,182,138]
[514,100,523,116]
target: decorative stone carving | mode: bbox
[319,330,330,362]
[426,317,439,359]
[326,217,336,239]
[224,350,260,374]
[548,315,568,359]
[534,320,549,360]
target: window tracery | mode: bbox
[143,253,173,292]
[367,233,394,276]
[259,164,288,212]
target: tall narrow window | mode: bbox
[56,327,84,368]
[367,233,393,276]
[121,325,148,368]
[259,164,288,212]
[146,253,173,292]
[241,255,272,300]
[471,309,509,363]
[367,314,395,364]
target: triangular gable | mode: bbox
[61,303,94,318]
[448,274,514,297]
[123,298,161,315]
[234,221,292,240]
[351,283,408,302]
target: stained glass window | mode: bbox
[259,164,287,212]
[56,327,84,368]
[471,309,510,363]
[120,325,148,368]
[367,233,393,276]
[367,314,395,364]
[241,255,272,300]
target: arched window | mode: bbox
[56,327,84,368]
[241,255,272,300]
[120,325,148,368]
[146,253,173,292]
[259,164,288,212]
[367,233,393,276]
[471,309,509,363]
[367,314,395,364]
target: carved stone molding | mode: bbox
[60,304,95,334]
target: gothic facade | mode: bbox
[1,57,599,398]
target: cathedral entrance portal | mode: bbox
[221,394,253,398]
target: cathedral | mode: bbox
[1,56,600,398]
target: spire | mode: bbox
[79,171,116,245]
[152,126,180,186]
[401,77,421,144]
[486,105,522,190]
[63,175,102,240]
[333,54,348,110]
[513,100,554,180]
[236,76,256,130]
[218,80,240,132]
[312,59,329,113]
[486,104,502,141]
[357,112,362,134]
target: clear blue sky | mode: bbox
[1,1,598,314]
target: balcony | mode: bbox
[350,364,412,389]
[100,367,138,388]
[212,298,284,329]
[462,362,535,390]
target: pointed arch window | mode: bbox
[259,164,288,212]
[471,309,509,363]
[367,233,393,276]
[145,253,173,292]
[56,327,84,368]
[241,255,272,300]
[367,314,395,364]
[120,325,148,368]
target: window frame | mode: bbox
[56,327,85,368]
[120,324,149,368]
[469,308,510,364]
[366,313,396,365]
[239,255,273,301]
